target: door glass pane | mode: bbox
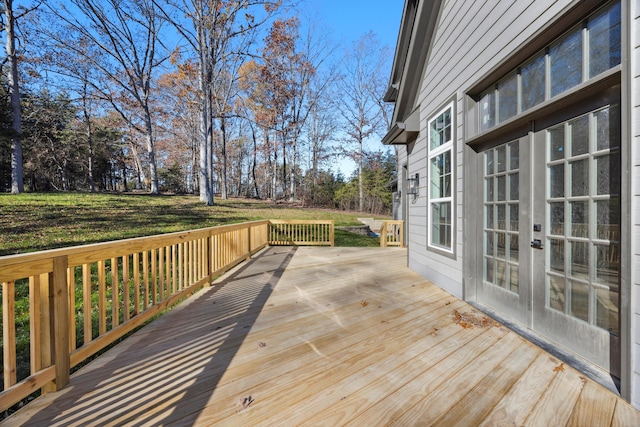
[483,141,519,295]
[509,234,519,262]
[550,27,583,97]
[588,2,621,78]
[596,199,620,240]
[596,287,619,335]
[596,244,619,286]
[595,105,619,150]
[509,173,519,201]
[571,201,589,238]
[521,52,546,111]
[509,141,519,169]
[496,261,507,288]
[486,205,494,228]
[486,150,494,174]
[510,204,519,231]
[496,232,506,259]
[486,258,494,283]
[550,202,564,235]
[486,177,494,202]
[570,241,589,280]
[497,205,506,229]
[549,276,565,311]
[549,125,565,161]
[570,281,589,321]
[498,72,518,122]
[571,159,588,197]
[596,154,620,196]
[550,164,565,198]
[496,145,506,172]
[510,265,519,293]
[497,176,506,201]
[550,239,565,273]
[486,231,494,255]
[545,106,621,335]
[570,115,589,156]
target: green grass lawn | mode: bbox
[0,193,384,255]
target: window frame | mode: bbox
[427,100,456,256]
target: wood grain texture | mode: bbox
[5,247,639,426]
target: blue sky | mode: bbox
[303,0,405,177]
[310,0,405,48]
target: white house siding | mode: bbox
[631,0,640,409]
[406,0,571,297]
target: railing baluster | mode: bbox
[111,257,119,328]
[133,253,140,316]
[29,276,41,374]
[143,250,149,310]
[82,264,92,344]
[151,249,157,306]
[3,281,17,389]
[98,260,106,335]
[68,268,75,352]
[123,255,130,322]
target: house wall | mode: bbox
[405,0,571,298]
[398,0,639,408]
[631,0,640,409]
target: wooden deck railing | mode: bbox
[0,220,271,412]
[380,220,405,247]
[0,219,339,411]
[268,220,334,246]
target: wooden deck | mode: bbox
[4,247,640,426]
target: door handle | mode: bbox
[531,239,544,250]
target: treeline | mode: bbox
[0,0,395,214]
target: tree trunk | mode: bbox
[358,140,364,212]
[82,102,95,192]
[5,0,23,193]
[143,109,159,194]
[220,117,228,199]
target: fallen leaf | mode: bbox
[554,363,565,373]
[236,396,254,412]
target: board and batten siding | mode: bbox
[631,0,640,409]
[406,0,572,298]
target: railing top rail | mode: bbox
[0,220,270,270]
[268,219,334,224]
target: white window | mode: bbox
[428,102,454,253]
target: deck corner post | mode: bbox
[51,255,70,391]
[380,221,388,247]
[330,220,335,247]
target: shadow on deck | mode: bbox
[5,247,640,426]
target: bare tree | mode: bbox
[336,32,390,212]
[2,0,41,193]
[156,0,282,205]
[44,0,170,194]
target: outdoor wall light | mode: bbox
[407,173,419,197]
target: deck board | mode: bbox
[4,246,640,426]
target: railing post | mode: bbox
[330,221,335,247]
[50,256,70,391]
[380,221,388,247]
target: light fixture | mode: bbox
[407,173,419,197]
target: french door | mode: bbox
[478,100,621,376]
